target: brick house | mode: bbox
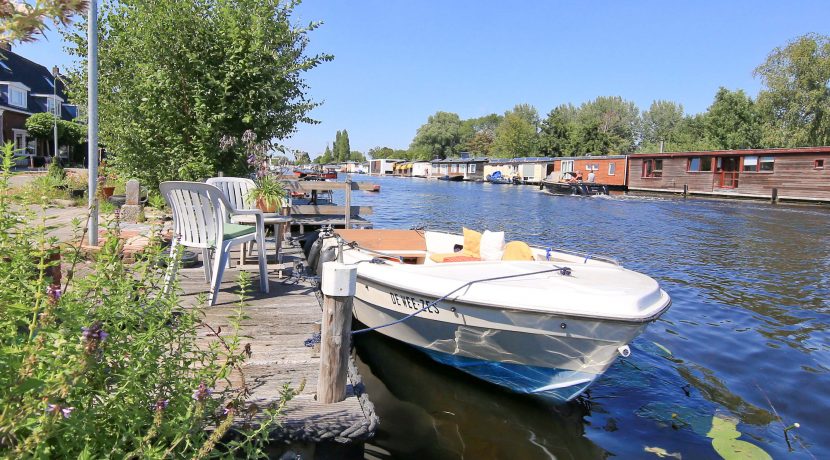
[1,44,78,166]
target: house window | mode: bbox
[8,86,26,108]
[13,130,27,153]
[642,159,663,178]
[561,160,574,172]
[46,98,60,116]
[688,157,713,172]
[469,164,476,174]
[759,156,774,172]
[743,156,774,172]
[608,162,616,175]
[815,159,825,169]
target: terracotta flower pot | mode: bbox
[256,197,279,213]
[100,186,116,199]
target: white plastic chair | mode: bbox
[207,176,264,264]
[160,181,268,305]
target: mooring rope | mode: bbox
[350,265,572,335]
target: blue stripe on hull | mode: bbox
[419,347,596,402]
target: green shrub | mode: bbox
[0,143,289,457]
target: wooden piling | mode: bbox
[771,187,779,204]
[683,184,688,197]
[344,179,352,229]
[318,261,358,404]
[318,293,354,403]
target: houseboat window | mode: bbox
[608,163,616,175]
[759,156,774,171]
[469,164,476,174]
[815,159,825,169]
[688,157,713,172]
[743,156,758,172]
[561,160,574,172]
[642,159,663,178]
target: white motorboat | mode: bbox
[317,229,671,402]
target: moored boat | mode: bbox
[541,173,609,196]
[438,174,464,182]
[318,228,671,401]
[486,171,518,185]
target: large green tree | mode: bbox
[64,0,331,187]
[410,111,462,159]
[459,113,501,156]
[641,100,685,150]
[24,113,85,156]
[705,87,762,150]
[755,33,830,147]
[491,112,537,158]
[572,96,640,155]
[539,104,577,157]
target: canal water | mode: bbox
[335,175,830,459]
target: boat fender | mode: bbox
[316,246,338,276]
[307,236,324,275]
[618,345,631,358]
[545,248,552,261]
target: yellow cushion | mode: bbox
[502,241,534,261]
[462,227,482,257]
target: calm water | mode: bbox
[334,175,830,459]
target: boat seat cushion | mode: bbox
[480,230,505,261]
[462,227,482,257]
[429,250,479,263]
[502,241,534,261]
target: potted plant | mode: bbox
[98,162,116,198]
[248,175,286,213]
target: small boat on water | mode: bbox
[438,174,464,182]
[317,228,671,401]
[541,172,609,196]
[486,171,518,185]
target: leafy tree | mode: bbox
[705,87,761,150]
[64,0,331,187]
[349,150,365,162]
[24,113,85,155]
[0,0,87,44]
[539,104,578,157]
[410,111,462,159]
[293,150,310,165]
[368,146,394,159]
[334,130,351,162]
[572,96,639,155]
[641,100,685,148]
[459,113,501,155]
[491,112,538,158]
[755,33,830,147]
[510,103,540,129]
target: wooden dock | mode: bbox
[177,244,377,458]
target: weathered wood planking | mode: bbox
[177,245,377,444]
[291,205,373,216]
[283,180,378,192]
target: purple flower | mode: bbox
[241,130,256,144]
[81,321,108,353]
[46,285,62,303]
[154,399,169,411]
[46,403,74,418]
[192,382,212,402]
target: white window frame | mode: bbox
[12,129,27,153]
[608,162,616,175]
[469,164,476,174]
[561,160,574,172]
[8,86,27,108]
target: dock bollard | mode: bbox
[318,261,358,404]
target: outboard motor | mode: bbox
[299,230,320,258]
[316,246,338,275]
[306,235,324,275]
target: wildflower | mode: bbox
[192,382,212,402]
[46,284,62,303]
[241,129,257,144]
[219,134,238,151]
[154,399,169,411]
[81,321,109,354]
[46,403,74,418]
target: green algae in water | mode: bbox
[706,414,772,460]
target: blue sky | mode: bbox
[14,0,830,158]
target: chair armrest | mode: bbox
[230,208,264,227]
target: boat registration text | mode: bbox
[389,292,440,314]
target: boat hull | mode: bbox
[352,277,650,401]
[541,180,609,196]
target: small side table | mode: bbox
[231,214,292,264]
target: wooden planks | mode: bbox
[178,245,377,444]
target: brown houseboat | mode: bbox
[627,147,830,202]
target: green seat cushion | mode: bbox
[223,223,256,240]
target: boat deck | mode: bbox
[177,244,377,448]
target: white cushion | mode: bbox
[479,230,505,261]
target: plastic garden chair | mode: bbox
[160,181,268,305]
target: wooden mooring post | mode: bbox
[318,261,358,403]
[771,187,779,204]
[683,184,689,197]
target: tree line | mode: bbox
[366,33,830,160]
[313,130,367,164]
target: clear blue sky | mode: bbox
[14,0,830,158]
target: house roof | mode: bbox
[488,156,557,165]
[431,157,488,163]
[631,146,830,158]
[0,49,73,120]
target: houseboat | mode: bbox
[550,155,628,191]
[483,157,555,185]
[430,156,487,181]
[369,158,404,176]
[626,147,830,202]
